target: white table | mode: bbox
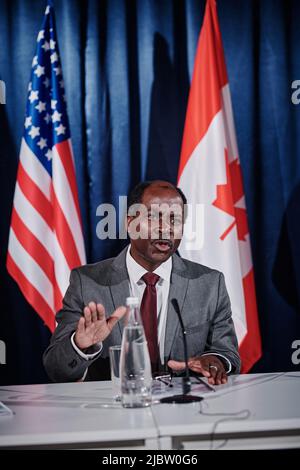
[0,381,158,449]
[153,372,300,449]
[0,373,299,449]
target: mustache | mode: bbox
[151,238,173,247]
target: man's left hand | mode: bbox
[167,355,227,385]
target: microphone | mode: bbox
[160,298,203,404]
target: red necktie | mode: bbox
[140,272,160,371]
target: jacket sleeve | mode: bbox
[204,272,241,374]
[43,269,102,382]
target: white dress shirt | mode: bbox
[126,246,172,365]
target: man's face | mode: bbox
[127,183,184,270]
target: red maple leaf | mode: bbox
[212,149,248,241]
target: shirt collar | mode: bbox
[126,246,172,284]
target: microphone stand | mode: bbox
[160,299,203,404]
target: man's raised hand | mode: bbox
[74,302,126,350]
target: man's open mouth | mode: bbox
[152,239,173,252]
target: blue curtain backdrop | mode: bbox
[1,0,300,385]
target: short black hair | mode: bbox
[127,181,187,209]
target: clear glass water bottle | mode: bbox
[120,296,152,408]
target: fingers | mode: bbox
[168,355,227,385]
[84,302,104,324]
[76,302,107,350]
[167,360,186,371]
[213,367,222,385]
[188,359,210,378]
[207,368,227,385]
[90,302,98,323]
[107,306,127,331]
[81,303,126,342]
[220,370,228,384]
[187,355,228,385]
[207,365,218,384]
[83,304,92,327]
[167,359,227,386]
[96,303,105,320]
[74,315,90,350]
[77,316,85,334]
[111,305,127,320]
[83,302,126,333]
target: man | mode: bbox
[43,180,240,384]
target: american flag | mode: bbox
[7,4,86,332]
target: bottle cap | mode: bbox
[126,296,139,306]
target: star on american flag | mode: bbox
[21,14,71,173]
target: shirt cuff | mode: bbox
[80,368,88,382]
[200,352,232,374]
[70,332,103,360]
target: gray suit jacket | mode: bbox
[43,246,241,382]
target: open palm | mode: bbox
[74,302,126,350]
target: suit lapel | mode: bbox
[164,255,189,359]
[106,247,131,337]
[109,280,131,335]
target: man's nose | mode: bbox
[158,218,172,236]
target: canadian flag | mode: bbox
[178,0,261,372]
